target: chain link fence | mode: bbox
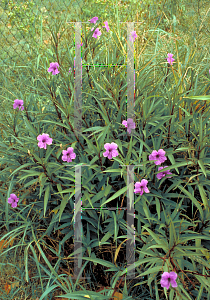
[0,0,209,68]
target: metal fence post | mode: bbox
[74,22,83,140]
[66,20,139,281]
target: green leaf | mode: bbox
[147,244,169,252]
[5,132,25,146]
[56,88,68,115]
[167,153,179,175]
[31,153,43,164]
[24,245,29,282]
[28,245,43,291]
[83,126,105,134]
[36,53,42,69]
[197,160,207,178]
[155,197,160,220]
[39,284,58,300]
[143,203,152,224]
[148,119,169,138]
[101,231,113,243]
[176,184,204,221]
[169,218,176,248]
[183,95,210,101]
[82,135,98,153]
[125,137,133,165]
[58,195,69,222]
[22,115,37,136]
[101,185,128,207]
[81,257,119,271]
[31,228,61,283]
[141,226,168,246]
[53,188,74,196]
[112,211,118,242]
[102,168,122,173]
[8,163,38,178]
[98,124,111,150]
[155,161,194,174]
[197,183,209,211]
[52,291,109,299]
[43,146,57,164]
[178,234,210,245]
[136,265,162,278]
[38,119,70,130]
[22,178,39,190]
[44,185,50,217]
[112,156,125,165]
[83,191,95,209]
[38,174,47,197]
[104,184,112,197]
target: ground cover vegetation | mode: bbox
[0,0,210,299]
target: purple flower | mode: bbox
[92,28,101,39]
[102,21,110,32]
[134,179,150,195]
[157,166,173,179]
[62,147,76,163]
[37,133,53,150]
[129,31,137,42]
[48,62,60,75]
[88,17,98,24]
[122,118,136,134]
[149,149,167,165]
[69,67,72,73]
[13,99,24,111]
[209,69,210,74]
[166,53,175,65]
[103,142,119,159]
[8,193,19,208]
[160,272,178,290]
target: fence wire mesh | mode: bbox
[0,0,209,116]
[0,0,209,70]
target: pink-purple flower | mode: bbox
[129,31,137,42]
[122,118,136,134]
[48,62,60,75]
[166,53,175,65]
[103,142,119,159]
[62,147,76,163]
[8,194,19,208]
[88,17,98,24]
[102,21,110,32]
[13,99,24,111]
[157,166,173,179]
[134,179,150,195]
[37,133,53,150]
[160,272,178,290]
[92,28,102,39]
[149,149,167,165]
